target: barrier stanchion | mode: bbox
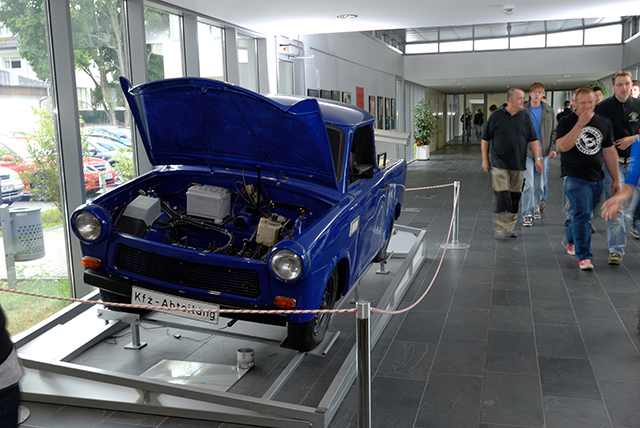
[440,180,470,250]
[356,301,371,428]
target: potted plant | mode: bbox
[412,99,440,160]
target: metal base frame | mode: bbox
[14,226,427,428]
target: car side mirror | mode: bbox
[352,164,374,179]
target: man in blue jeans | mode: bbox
[557,87,619,270]
[595,70,640,265]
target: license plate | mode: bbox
[131,286,219,324]
[2,184,14,193]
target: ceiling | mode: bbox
[169,0,640,93]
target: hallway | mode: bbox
[20,144,640,428]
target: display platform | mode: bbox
[14,225,427,428]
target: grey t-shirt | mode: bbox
[0,348,21,390]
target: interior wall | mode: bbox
[403,45,623,86]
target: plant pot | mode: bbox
[415,144,430,160]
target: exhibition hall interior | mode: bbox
[2,0,640,427]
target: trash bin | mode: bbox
[9,206,45,261]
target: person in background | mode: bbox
[489,104,498,115]
[557,87,619,270]
[595,70,640,265]
[627,79,640,239]
[473,108,484,142]
[594,86,605,105]
[557,100,573,121]
[460,108,473,142]
[0,305,22,428]
[521,83,557,226]
[481,88,543,239]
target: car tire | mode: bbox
[100,289,150,315]
[372,218,394,263]
[287,267,338,352]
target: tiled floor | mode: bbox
[20,144,640,428]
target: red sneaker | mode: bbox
[567,244,575,255]
[579,259,593,270]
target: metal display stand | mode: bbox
[14,226,427,428]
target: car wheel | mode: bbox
[100,289,150,315]
[287,267,338,352]
[372,218,394,263]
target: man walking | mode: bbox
[474,108,484,142]
[557,87,619,270]
[522,83,557,226]
[594,70,640,265]
[481,88,543,239]
[461,108,473,142]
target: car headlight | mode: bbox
[270,249,303,281]
[74,210,102,241]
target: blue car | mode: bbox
[70,77,406,351]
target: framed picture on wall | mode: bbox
[342,91,352,104]
[369,96,376,127]
[377,96,384,131]
[356,87,364,109]
[390,98,396,130]
[321,90,332,100]
[307,89,320,98]
[331,90,341,102]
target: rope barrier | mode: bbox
[401,183,454,191]
[0,180,460,318]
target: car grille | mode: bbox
[114,244,261,298]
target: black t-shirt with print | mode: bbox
[594,95,640,159]
[558,112,614,182]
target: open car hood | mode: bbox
[120,77,340,191]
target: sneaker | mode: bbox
[566,244,575,255]
[508,230,518,237]
[579,259,594,270]
[523,216,533,227]
[608,253,622,265]
[631,227,640,240]
[534,210,541,220]
[539,201,546,213]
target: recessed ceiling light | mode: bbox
[337,13,358,19]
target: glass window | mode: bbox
[237,33,258,92]
[585,24,622,45]
[474,38,508,51]
[145,6,184,80]
[405,43,438,54]
[510,34,546,49]
[439,40,473,53]
[547,29,583,47]
[0,0,71,336]
[197,21,225,80]
[71,0,132,200]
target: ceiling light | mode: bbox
[337,13,358,19]
[503,4,515,15]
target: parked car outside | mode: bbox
[71,77,406,351]
[0,135,117,196]
[0,165,25,203]
[85,135,131,165]
[85,125,132,147]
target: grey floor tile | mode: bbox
[489,305,533,332]
[485,330,538,374]
[491,288,531,307]
[415,373,482,428]
[586,344,640,382]
[431,337,487,376]
[532,300,577,325]
[451,285,493,309]
[543,396,611,428]
[534,324,588,359]
[375,340,437,380]
[600,380,640,428]
[370,376,425,428]
[570,297,620,320]
[481,372,544,427]
[538,357,601,400]
[441,308,490,340]
[394,310,447,343]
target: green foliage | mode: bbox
[111,149,134,182]
[19,108,62,209]
[412,99,441,146]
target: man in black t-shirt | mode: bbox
[594,70,640,265]
[481,88,543,239]
[557,87,619,270]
